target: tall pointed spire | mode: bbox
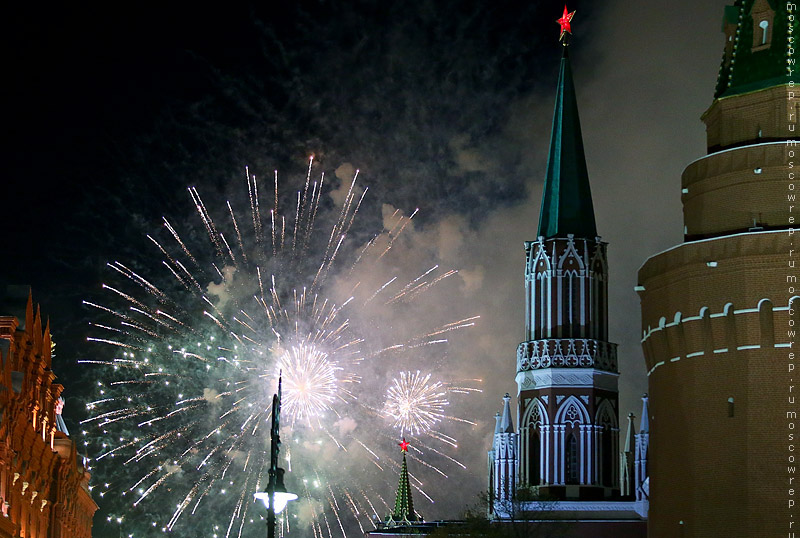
[624,412,636,453]
[25,288,34,333]
[639,393,649,433]
[537,10,597,240]
[500,393,514,434]
[621,412,637,497]
[389,438,421,525]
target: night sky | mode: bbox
[4,1,728,535]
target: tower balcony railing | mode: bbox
[516,338,618,373]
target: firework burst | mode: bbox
[277,344,341,425]
[81,159,479,537]
[384,371,448,436]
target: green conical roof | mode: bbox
[715,0,799,98]
[389,443,421,525]
[537,46,597,240]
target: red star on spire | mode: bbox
[399,438,410,453]
[557,5,576,43]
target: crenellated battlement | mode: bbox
[641,297,791,376]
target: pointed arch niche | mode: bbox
[554,396,590,485]
[596,399,619,488]
[520,398,548,486]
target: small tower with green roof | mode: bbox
[703,0,798,155]
[386,438,422,526]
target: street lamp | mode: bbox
[253,467,298,514]
[254,375,297,538]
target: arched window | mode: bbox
[759,20,769,45]
[529,429,541,485]
[565,432,579,484]
[538,273,548,339]
[525,401,543,486]
[565,270,580,337]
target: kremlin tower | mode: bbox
[637,1,796,536]
[488,8,646,536]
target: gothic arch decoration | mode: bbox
[588,243,608,278]
[595,398,619,488]
[534,265,552,340]
[521,397,548,429]
[595,399,618,429]
[557,237,586,272]
[562,268,581,336]
[555,395,590,427]
[531,242,552,275]
[520,398,548,486]
[551,396,591,486]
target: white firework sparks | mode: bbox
[80,160,478,537]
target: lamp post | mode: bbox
[254,375,297,538]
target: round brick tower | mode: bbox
[637,1,797,536]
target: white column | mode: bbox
[541,425,548,485]
[545,425,550,484]
[586,423,593,485]
[558,425,566,485]
[579,424,589,484]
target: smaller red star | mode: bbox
[399,438,410,453]
[557,6,576,41]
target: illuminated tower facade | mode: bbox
[513,41,620,501]
[385,438,421,527]
[637,1,797,536]
[486,10,647,536]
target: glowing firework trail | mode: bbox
[384,371,448,436]
[82,160,478,537]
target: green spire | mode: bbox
[537,46,597,240]
[388,439,421,525]
[715,0,799,98]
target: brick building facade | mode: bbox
[0,288,96,537]
[637,1,796,536]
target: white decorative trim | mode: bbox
[517,500,640,512]
[682,140,784,169]
[638,228,789,273]
[516,368,619,392]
